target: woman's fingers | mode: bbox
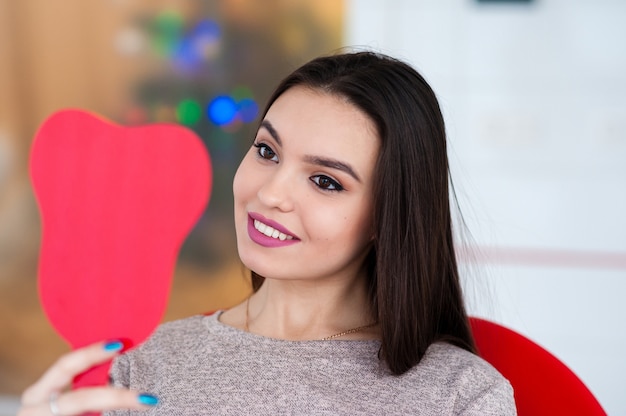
[60,387,158,414]
[18,387,158,416]
[18,340,159,415]
[21,340,125,406]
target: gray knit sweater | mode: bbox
[107,312,516,415]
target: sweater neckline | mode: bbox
[202,311,382,358]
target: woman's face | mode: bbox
[233,86,379,284]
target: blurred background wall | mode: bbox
[0,0,342,412]
[1,0,625,414]
[345,0,625,414]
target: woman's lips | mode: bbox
[247,212,300,248]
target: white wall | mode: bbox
[346,0,626,414]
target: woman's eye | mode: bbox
[310,175,344,192]
[253,143,278,162]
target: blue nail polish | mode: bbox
[138,394,159,406]
[103,341,124,352]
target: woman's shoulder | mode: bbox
[128,313,213,355]
[417,341,510,389]
[154,313,209,334]
[154,313,208,336]
[422,342,504,380]
[409,342,516,415]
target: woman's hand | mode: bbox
[17,340,158,415]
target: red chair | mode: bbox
[469,317,606,416]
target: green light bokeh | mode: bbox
[176,99,202,125]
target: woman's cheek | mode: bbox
[232,157,252,202]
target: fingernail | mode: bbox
[103,340,124,352]
[138,393,159,406]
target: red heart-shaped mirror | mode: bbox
[30,110,211,409]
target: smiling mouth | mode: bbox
[253,219,294,241]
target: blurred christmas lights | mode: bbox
[176,99,203,126]
[124,12,259,130]
[207,96,238,126]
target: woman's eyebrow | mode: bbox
[261,119,361,182]
[303,155,361,183]
[260,120,282,146]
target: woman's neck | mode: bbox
[220,272,378,341]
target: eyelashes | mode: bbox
[252,141,344,192]
[253,142,278,162]
[310,175,343,192]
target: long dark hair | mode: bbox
[250,51,475,375]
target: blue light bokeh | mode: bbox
[207,96,238,126]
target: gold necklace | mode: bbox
[245,297,377,341]
[319,323,378,341]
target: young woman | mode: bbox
[18,51,515,415]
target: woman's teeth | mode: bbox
[254,219,293,241]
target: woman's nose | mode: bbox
[256,168,295,212]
